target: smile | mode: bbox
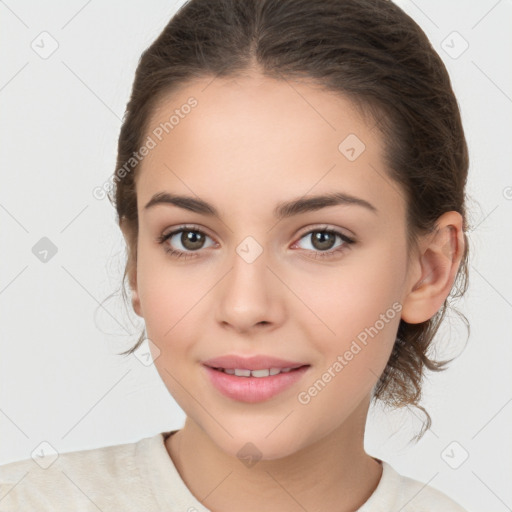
[203,364,310,402]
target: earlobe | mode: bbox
[127,265,142,317]
[131,285,142,318]
[401,211,465,324]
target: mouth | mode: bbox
[202,363,311,403]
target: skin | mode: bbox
[120,71,465,512]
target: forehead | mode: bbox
[145,74,376,160]
[136,74,404,222]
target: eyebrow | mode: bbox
[144,191,378,219]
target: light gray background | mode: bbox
[1,1,511,511]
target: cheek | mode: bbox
[292,250,404,376]
[136,239,207,333]
[294,268,402,425]
[137,265,202,405]
[298,253,403,329]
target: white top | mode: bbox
[0,430,467,511]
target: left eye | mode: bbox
[294,229,353,253]
[291,228,355,260]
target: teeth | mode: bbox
[251,369,270,377]
[220,367,295,377]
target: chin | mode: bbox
[206,423,310,463]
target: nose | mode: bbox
[215,243,284,334]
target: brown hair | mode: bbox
[108,0,470,440]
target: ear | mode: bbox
[401,211,465,324]
[120,217,142,318]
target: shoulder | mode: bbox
[0,435,154,512]
[371,461,468,512]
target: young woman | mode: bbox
[0,0,470,510]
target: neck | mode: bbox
[165,397,382,512]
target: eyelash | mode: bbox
[156,224,355,261]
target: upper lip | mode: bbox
[202,355,308,371]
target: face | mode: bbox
[128,73,414,460]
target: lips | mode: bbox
[202,354,307,371]
[203,365,310,402]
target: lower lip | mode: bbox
[203,365,310,403]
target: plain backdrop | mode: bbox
[1,1,511,511]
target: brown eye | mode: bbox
[294,228,355,260]
[158,226,215,258]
